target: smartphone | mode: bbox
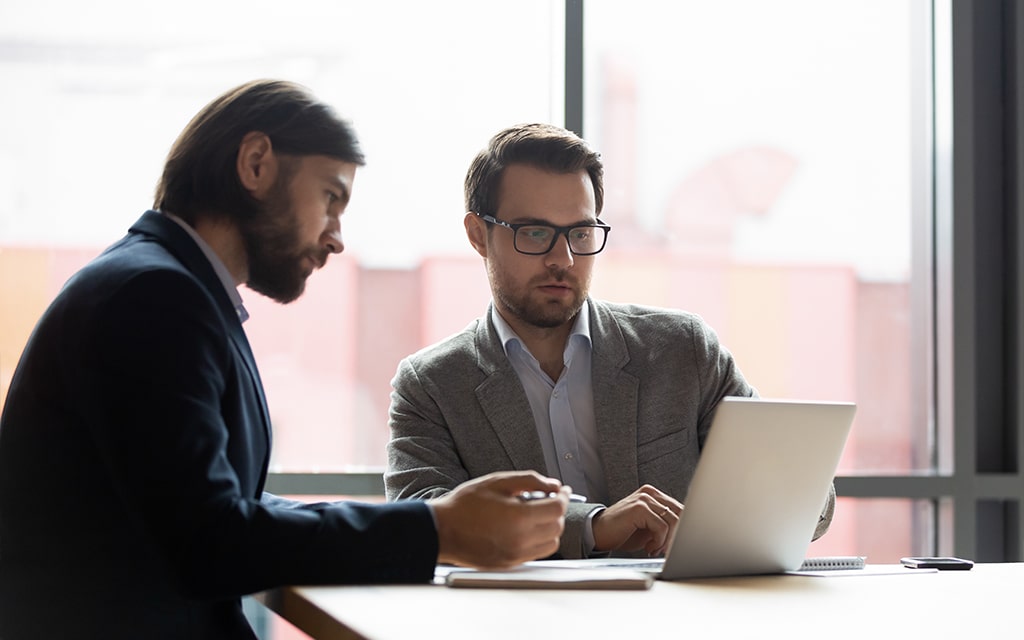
[900,556,974,570]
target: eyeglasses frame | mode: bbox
[474,212,612,256]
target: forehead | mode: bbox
[497,164,596,222]
[293,154,358,187]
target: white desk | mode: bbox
[260,563,1022,639]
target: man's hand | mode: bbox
[592,485,683,556]
[430,471,569,569]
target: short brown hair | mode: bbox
[464,123,604,218]
[154,79,365,224]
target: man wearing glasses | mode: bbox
[385,123,836,559]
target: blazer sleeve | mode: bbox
[81,269,438,597]
[385,356,471,500]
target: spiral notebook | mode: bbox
[797,556,866,571]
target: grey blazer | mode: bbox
[385,298,833,558]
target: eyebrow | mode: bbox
[506,216,600,226]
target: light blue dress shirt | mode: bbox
[491,305,610,552]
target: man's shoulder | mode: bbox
[73,234,195,292]
[392,317,493,390]
[54,234,218,326]
[98,231,186,269]
[404,317,487,366]
[591,299,706,331]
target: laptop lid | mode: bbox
[659,397,855,579]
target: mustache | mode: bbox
[306,248,331,270]
[533,269,575,286]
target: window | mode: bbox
[0,0,561,473]
[583,0,926,561]
[3,1,1022,578]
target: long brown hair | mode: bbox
[154,79,365,225]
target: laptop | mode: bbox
[540,397,855,579]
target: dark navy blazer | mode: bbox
[0,211,436,639]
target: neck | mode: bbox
[500,310,575,381]
[191,216,249,285]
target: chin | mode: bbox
[529,307,579,328]
[250,277,307,305]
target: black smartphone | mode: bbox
[900,556,974,570]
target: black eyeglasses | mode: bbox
[475,213,611,256]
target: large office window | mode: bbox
[2,2,1022,597]
[0,0,561,472]
[582,0,925,562]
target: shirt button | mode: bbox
[564,453,573,461]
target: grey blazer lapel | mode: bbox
[473,311,549,473]
[589,301,641,501]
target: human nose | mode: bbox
[322,218,344,254]
[544,231,574,268]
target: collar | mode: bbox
[162,212,249,323]
[490,300,592,357]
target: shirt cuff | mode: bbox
[582,506,605,556]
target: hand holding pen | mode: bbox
[432,470,572,569]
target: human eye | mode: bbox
[518,225,554,245]
[569,227,593,241]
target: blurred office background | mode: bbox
[1,1,1021,637]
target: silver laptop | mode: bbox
[543,397,855,579]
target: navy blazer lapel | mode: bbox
[588,300,641,501]
[127,211,273,446]
[472,309,549,473]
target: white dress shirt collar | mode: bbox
[162,211,249,324]
[490,301,592,358]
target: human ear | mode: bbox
[464,212,489,258]
[236,131,277,197]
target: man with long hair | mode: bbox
[0,81,570,639]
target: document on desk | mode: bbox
[443,566,654,590]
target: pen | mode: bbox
[517,490,588,503]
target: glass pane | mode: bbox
[583,0,929,473]
[0,1,560,471]
[808,498,934,562]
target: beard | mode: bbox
[490,265,588,329]
[239,174,326,304]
